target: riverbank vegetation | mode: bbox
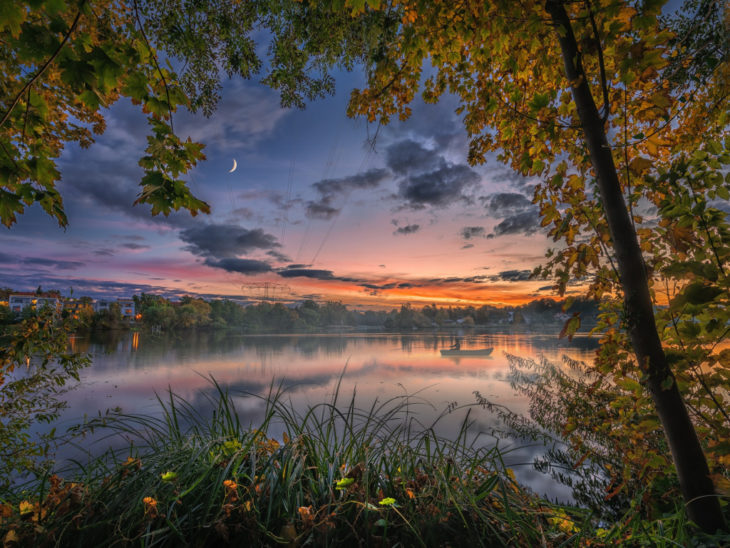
[0,289,600,333]
[2,381,727,547]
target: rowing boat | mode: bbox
[440,348,493,357]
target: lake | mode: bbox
[57,329,599,499]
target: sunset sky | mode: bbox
[1,70,564,308]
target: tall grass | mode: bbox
[0,376,566,546]
[1,376,725,546]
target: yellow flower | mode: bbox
[378,497,396,507]
[160,471,177,481]
[548,509,579,534]
[222,439,242,454]
[223,479,237,490]
[335,477,354,490]
[18,501,34,517]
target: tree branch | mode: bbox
[133,0,175,133]
[585,0,610,122]
[0,5,85,130]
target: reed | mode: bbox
[1,376,725,546]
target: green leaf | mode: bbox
[0,190,24,227]
[44,0,67,14]
[0,0,26,37]
[528,92,550,111]
[684,282,723,305]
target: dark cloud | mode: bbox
[397,164,480,209]
[312,168,390,196]
[490,168,535,188]
[203,257,273,275]
[381,95,465,153]
[63,163,199,229]
[492,211,542,236]
[460,226,485,240]
[423,275,490,285]
[484,193,534,216]
[266,249,292,262]
[276,268,361,283]
[359,280,420,296]
[361,282,399,290]
[180,223,281,259]
[20,257,85,270]
[482,192,543,236]
[385,140,442,175]
[394,224,420,236]
[120,243,150,251]
[489,270,533,282]
[305,198,339,220]
[277,268,336,280]
[306,168,390,220]
[0,272,183,300]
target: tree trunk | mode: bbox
[545,0,726,534]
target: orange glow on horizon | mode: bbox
[232,277,558,310]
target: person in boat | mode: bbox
[450,338,461,350]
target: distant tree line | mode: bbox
[133,295,599,332]
[0,288,599,333]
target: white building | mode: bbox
[9,293,61,314]
[94,298,136,319]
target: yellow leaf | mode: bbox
[3,530,19,546]
[629,156,653,176]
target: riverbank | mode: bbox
[2,384,720,547]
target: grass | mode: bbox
[0,376,727,547]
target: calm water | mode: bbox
[58,330,598,498]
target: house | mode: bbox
[9,293,61,314]
[117,299,136,319]
[93,299,113,313]
[94,298,136,319]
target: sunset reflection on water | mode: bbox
[59,330,598,499]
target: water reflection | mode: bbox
[57,330,598,499]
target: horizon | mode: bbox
[1,72,575,308]
[3,285,580,312]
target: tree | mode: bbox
[1,0,209,227]
[243,0,728,532]
[0,307,89,490]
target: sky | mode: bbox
[0,69,564,309]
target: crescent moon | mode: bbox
[229,159,237,173]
